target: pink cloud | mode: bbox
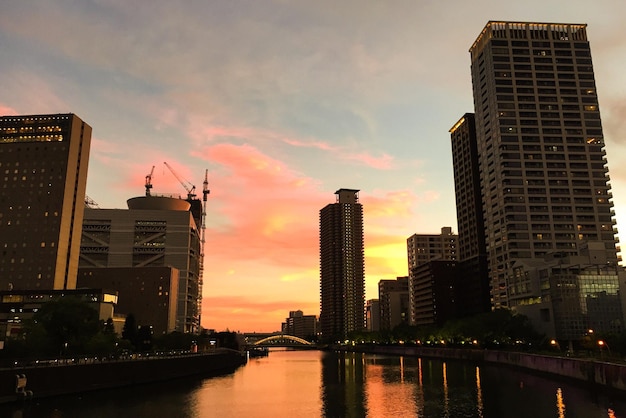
[282,137,339,152]
[346,152,394,169]
[0,104,18,116]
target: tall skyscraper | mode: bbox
[450,115,491,317]
[319,189,365,342]
[464,22,618,310]
[0,114,91,291]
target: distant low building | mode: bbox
[378,277,409,330]
[365,299,380,332]
[281,310,318,340]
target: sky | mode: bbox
[2,1,626,333]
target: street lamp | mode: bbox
[598,340,611,358]
[550,339,561,351]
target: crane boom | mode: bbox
[163,161,196,199]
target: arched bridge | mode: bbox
[244,333,315,348]
[252,334,313,347]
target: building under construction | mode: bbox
[79,164,209,334]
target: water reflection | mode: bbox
[0,350,624,417]
[556,387,566,418]
[476,366,484,418]
[321,351,366,417]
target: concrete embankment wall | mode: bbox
[0,349,246,403]
[339,345,626,392]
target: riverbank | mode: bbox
[0,348,247,404]
[336,345,626,393]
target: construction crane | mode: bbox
[145,165,155,196]
[163,161,196,199]
[84,195,100,209]
[198,169,210,323]
[201,169,210,252]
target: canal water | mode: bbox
[1,349,625,417]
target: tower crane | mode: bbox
[145,165,155,196]
[198,169,210,322]
[163,161,196,199]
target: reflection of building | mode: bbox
[281,310,318,340]
[406,227,457,325]
[365,299,380,332]
[378,277,409,330]
[464,22,619,310]
[0,113,92,291]
[0,289,118,339]
[77,266,179,336]
[79,196,201,333]
[319,189,365,342]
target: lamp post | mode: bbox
[550,339,561,352]
[598,340,611,359]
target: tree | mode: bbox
[24,298,101,356]
[122,314,137,348]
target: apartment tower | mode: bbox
[467,22,618,308]
[0,114,91,290]
[319,189,365,342]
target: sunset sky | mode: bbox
[2,1,626,332]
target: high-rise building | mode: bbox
[406,227,457,324]
[465,21,619,309]
[450,115,491,317]
[79,195,201,333]
[319,189,365,342]
[378,277,409,330]
[0,113,92,291]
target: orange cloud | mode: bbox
[203,296,319,333]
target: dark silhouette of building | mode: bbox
[77,266,179,336]
[0,113,92,291]
[319,189,365,342]
[450,114,491,317]
[378,277,409,330]
[411,260,458,326]
[406,227,458,324]
[281,310,318,340]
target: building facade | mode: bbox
[378,277,409,330]
[319,189,365,342]
[450,114,492,317]
[466,21,619,309]
[406,227,457,325]
[365,299,380,332]
[411,260,458,326]
[281,310,318,340]
[0,113,92,291]
[77,266,179,336]
[79,196,201,333]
